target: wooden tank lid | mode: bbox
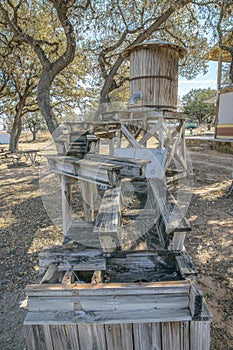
[123,40,187,59]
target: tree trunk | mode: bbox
[9,111,22,152]
[37,72,61,138]
[0,1,77,142]
[32,129,37,141]
[229,57,233,84]
[9,78,31,152]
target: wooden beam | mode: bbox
[79,180,95,221]
[121,124,142,148]
[94,186,121,252]
[61,175,72,236]
[189,281,203,320]
[40,263,59,284]
[139,120,162,146]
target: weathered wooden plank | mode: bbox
[99,236,117,253]
[61,176,72,236]
[120,324,134,350]
[49,157,122,187]
[58,258,106,271]
[40,263,59,284]
[24,307,193,326]
[49,325,71,350]
[85,153,149,166]
[66,221,101,248]
[39,243,102,273]
[119,212,163,250]
[26,280,191,296]
[148,178,191,234]
[24,325,38,350]
[163,123,187,172]
[151,323,162,350]
[90,324,107,350]
[106,253,180,283]
[165,121,185,171]
[139,121,162,146]
[201,298,213,320]
[121,208,157,219]
[94,186,121,252]
[77,324,93,350]
[171,232,186,250]
[133,323,153,350]
[62,270,74,285]
[27,296,74,312]
[65,325,80,350]
[175,253,197,278]
[181,322,190,350]
[79,180,95,221]
[27,325,47,350]
[134,323,162,350]
[43,325,54,350]
[121,124,142,148]
[105,324,124,350]
[39,243,101,257]
[114,147,167,179]
[161,322,182,350]
[77,294,189,312]
[26,294,189,314]
[189,281,203,319]
[72,152,148,178]
[91,270,103,284]
[70,170,110,186]
[190,321,211,350]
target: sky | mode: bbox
[178,61,218,98]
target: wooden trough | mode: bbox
[24,243,212,350]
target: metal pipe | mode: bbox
[129,91,142,105]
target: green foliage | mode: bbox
[181,88,216,123]
[1,0,231,130]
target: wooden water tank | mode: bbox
[123,41,186,111]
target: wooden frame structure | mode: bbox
[24,41,212,349]
[24,117,212,349]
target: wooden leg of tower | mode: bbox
[117,130,121,148]
[61,175,72,236]
[80,180,95,221]
[109,137,114,157]
[181,120,187,172]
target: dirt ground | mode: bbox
[0,137,232,349]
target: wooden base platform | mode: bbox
[25,318,211,350]
[24,243,212,349]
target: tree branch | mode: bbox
[217,3,233,55]
[0,3,50,66]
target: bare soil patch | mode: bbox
[0,140,232,349]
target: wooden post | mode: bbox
[217,52,222,91]
[116,130,122,148]
[80,180,95,221]
[181,120,187,170]
[158,116,164,149]
[190,321,211,350]
[109,137,114,157]
[215,52,222,138]
[61,175,72,236]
